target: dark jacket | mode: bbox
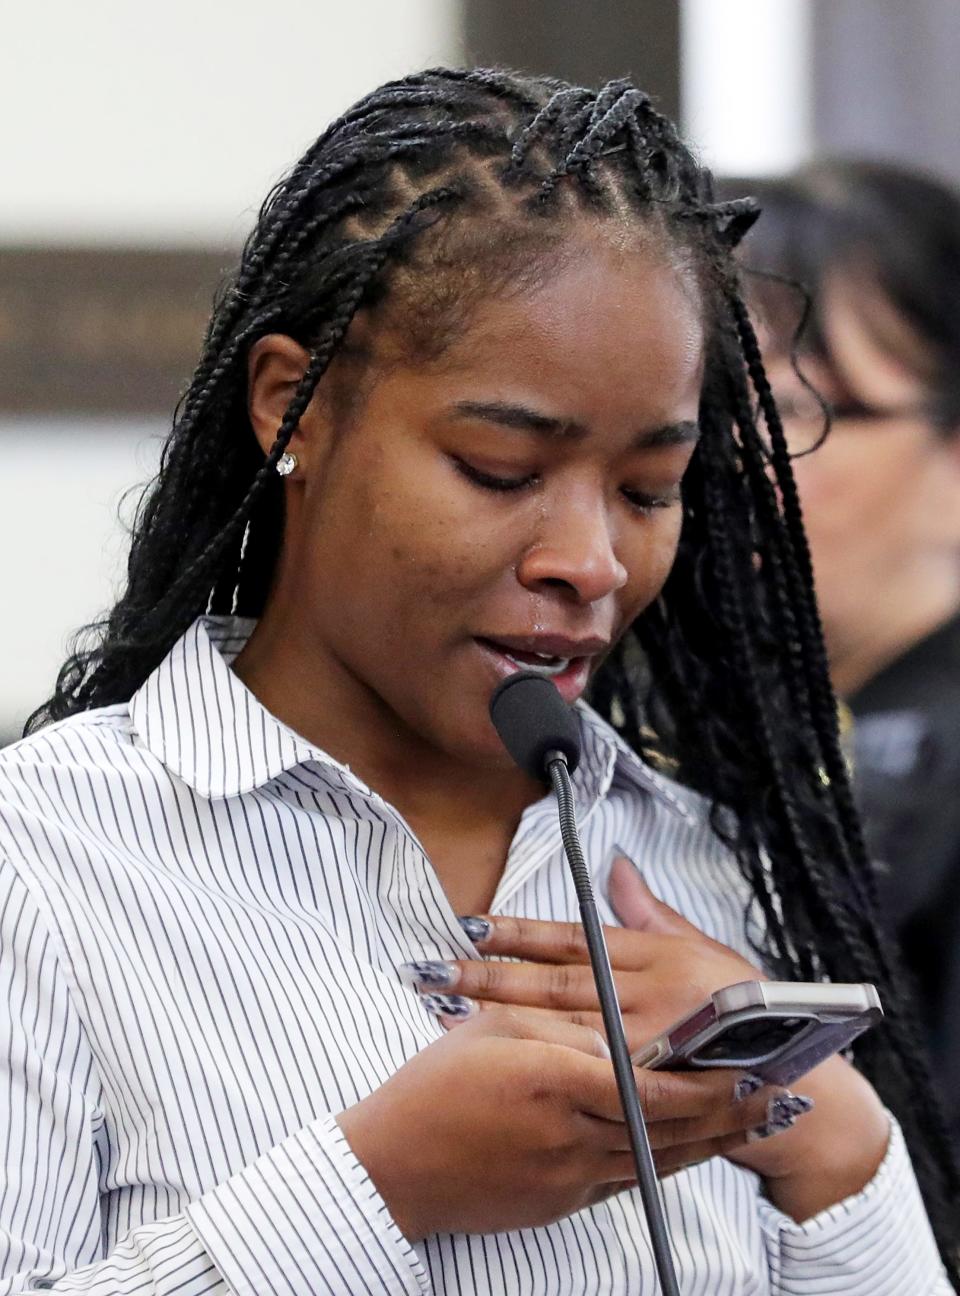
[850,613,960,1149]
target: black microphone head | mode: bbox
[489,672,582,780]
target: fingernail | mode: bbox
[458,916,492,944]
[420,993,476,1020]
[399,960,459,989]
[734,1073,764,1103]
[747,1118,795,1142]
[593,1031,612,1059]
[767,1093,815,1128]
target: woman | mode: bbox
[1,70,955,1293]
[727,160,960,1151]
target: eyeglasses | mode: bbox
[763,393,935,456]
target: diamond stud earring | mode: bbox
[276,451,298,477]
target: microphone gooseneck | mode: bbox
[489,672,681,1296]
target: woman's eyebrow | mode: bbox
[451,400,700,448]
[637,420,700,449]
[451,400,585,437]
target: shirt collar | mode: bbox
[130,616,322,798]
[130,614,689,819]
[574,701,694,822]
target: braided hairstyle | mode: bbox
[28,67,960,1273]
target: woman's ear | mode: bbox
[247,334,319,462]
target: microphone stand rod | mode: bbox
[547,751,681,1296]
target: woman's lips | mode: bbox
[474,637,594,704]
[478,632,610,659]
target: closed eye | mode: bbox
[453,457,537,493]
[454,456,682,512]
[621,487,681,515]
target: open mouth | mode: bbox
[488,644,572,678]
[474,636,600,703]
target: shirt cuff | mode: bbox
[186,1114,429,1296]
[758,1116,950,1295]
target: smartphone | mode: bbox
[630,981,883,1088]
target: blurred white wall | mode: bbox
[0,1,462,739]
[680,0,813,175]
[1,0,462,246]
[0,422,163,735]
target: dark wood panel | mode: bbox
[463,0,680,122]
[0,247,234,416]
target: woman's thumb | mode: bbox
[608,856,690,935]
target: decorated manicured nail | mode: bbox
[458,916,492,944]
[767,1093,815,1128]
[420,993,476,1020]
[747,1118,795,1142]
[399,960,459,989]
[734,1073,764,1103]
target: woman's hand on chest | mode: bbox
[398,856,891,1218]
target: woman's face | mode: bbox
[764,278,960,654]
[251,236,703,767]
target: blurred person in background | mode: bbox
[1,75,957,1293]
[729,159,960,1148]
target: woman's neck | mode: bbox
[232,612,546,911]
[826,557,960,697]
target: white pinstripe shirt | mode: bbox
[0,615,948,1295]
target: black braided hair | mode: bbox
[28,67,960,1275]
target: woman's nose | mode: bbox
[516,496,628,604]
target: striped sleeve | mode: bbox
[760,1117,952,1294]
[0,859,428,1296]
[187,1117,429,1296]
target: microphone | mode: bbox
[490,672,681,1296]
[487,671,581,776]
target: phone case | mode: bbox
[631,980,883,1088]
